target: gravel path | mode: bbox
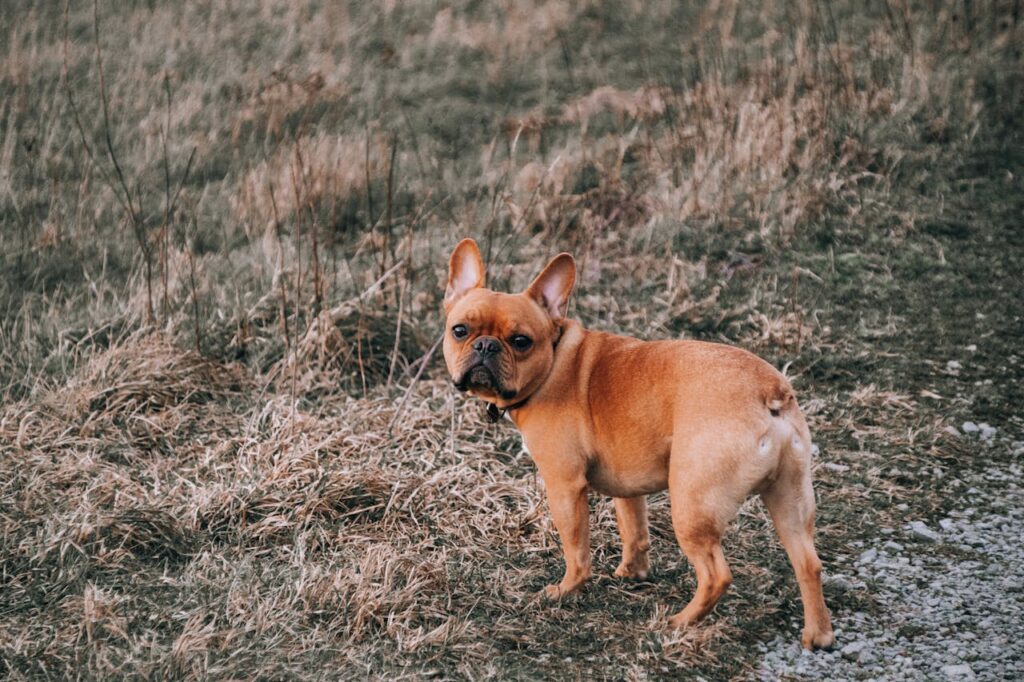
[756,433,1024,681]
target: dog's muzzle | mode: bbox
[454,361,517,400]
[457,363,497,391]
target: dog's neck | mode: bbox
[485,321,570,423]
[501,319,586,425]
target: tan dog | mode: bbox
[442,239,834,650]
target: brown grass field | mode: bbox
[1,1,1022,679]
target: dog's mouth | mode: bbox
[454,364,517,400]
[455,363,496,391]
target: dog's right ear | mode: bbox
[445,238,485,310]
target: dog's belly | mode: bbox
[585,455,668,498]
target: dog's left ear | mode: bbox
[526,253,576,320]
[445,238,486,310]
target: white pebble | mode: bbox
[907,521,940,543]
[941,663,976,680]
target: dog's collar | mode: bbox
[484,323,563,424]
[485,396,530,423]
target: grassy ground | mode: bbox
[1,1,1022,679]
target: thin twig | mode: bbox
[387,331,443,432]
[385,274,406,390]
[267,180,291,348]
[186,218,202,354]
[91,0,153,320]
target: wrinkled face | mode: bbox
[443,290,556,405]
[441,238,576,409]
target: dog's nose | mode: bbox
[473,336,501,357]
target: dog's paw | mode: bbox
[613,559,650,580]
[667,608,701,630]
[802,627,835,650]
[541,577,588,600]
[542,583,563,600]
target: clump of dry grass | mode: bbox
[500,44,968,247]
[230,68,343,143]
[232,131,392,236]
[78,507,195,565]
[268,306,405,396]
[561,85,668,136]
[56,333,248,417]
[427,1,573,60]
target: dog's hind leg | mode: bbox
[760,420,834,649]
[666,437,741,628]
[613,496,650,579]
[667,529,732,628]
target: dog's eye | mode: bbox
[510,335,532,351]
[451,324,469,340]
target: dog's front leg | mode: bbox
[542,479,591,598]
[613,496,651,579]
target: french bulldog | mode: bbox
[441,239,834,650]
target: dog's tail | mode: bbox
[765,378,813,461]
[764,380,796,417]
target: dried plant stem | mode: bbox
[385,274,406,390]
[267,181,291,348]
[185,221,202,354]
[90,0,152,322]
[381,134,399,288]
[387,331,443,432]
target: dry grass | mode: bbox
[0,307,981,678]
[232,132,393,238]
[1,0,1021,678]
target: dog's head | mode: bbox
[442,239,575,408]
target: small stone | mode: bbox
[946,360,962,371]
[858,548,879,564]
[979,424,997,440]
[884,540,904,552]
[825,575,854,592]
[841,640,870,661]
[965,344,977,352]
[939,518,955,531]
[962,421,980,433]
[907,521,940,543]
[941,663,975,680]
[824,462,850,473]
